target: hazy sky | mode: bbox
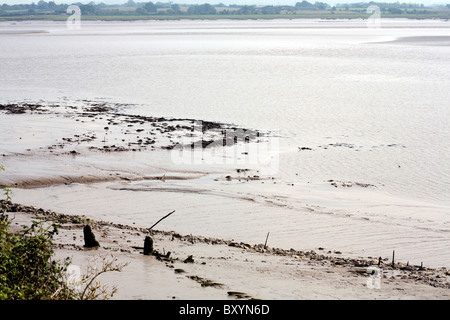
[1,0,448,6]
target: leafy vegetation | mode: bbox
[0,165,72,299]
[0,166,128,300]
[0,213,73,299]
[0,165,11,210]
[1,1,450,20]
[77,254,129,300]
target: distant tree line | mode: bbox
[0,1,449,17]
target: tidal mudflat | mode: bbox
[1,19,450,299]
[1,99,449,299]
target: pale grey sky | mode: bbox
[1,0,448,6]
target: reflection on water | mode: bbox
[1,19,449,203]
[1,19,450,266]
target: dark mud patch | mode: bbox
[0,100,275,154]
[0,103,48,114]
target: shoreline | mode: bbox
[4,200,450,300]
[0,100,270,189]
[1,14,450,23]
[1,100,450,269]
[1,100,450,299]
[1,15,450,299]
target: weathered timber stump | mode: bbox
[83,225,100,248]
[143,236,153,255]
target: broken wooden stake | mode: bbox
[148,210,175,231]
[264,232,270,249]
[83,225,100,248]
[392,250,395,268]
[143,236,153,255]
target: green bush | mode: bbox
[0,166,58,298]
[0,166,127,300]
[1,164,74,299]
[0,214,75,299]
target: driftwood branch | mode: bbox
[148,210,175,231]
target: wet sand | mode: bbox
[375,35,450,46]
[1,100,450,299]
[5,202,450,300]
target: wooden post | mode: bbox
[391,250,395,268]
[143,236,153,255]
[264,232,270,249]
[83,225,100,248]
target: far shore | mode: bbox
[1,13,450,22]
